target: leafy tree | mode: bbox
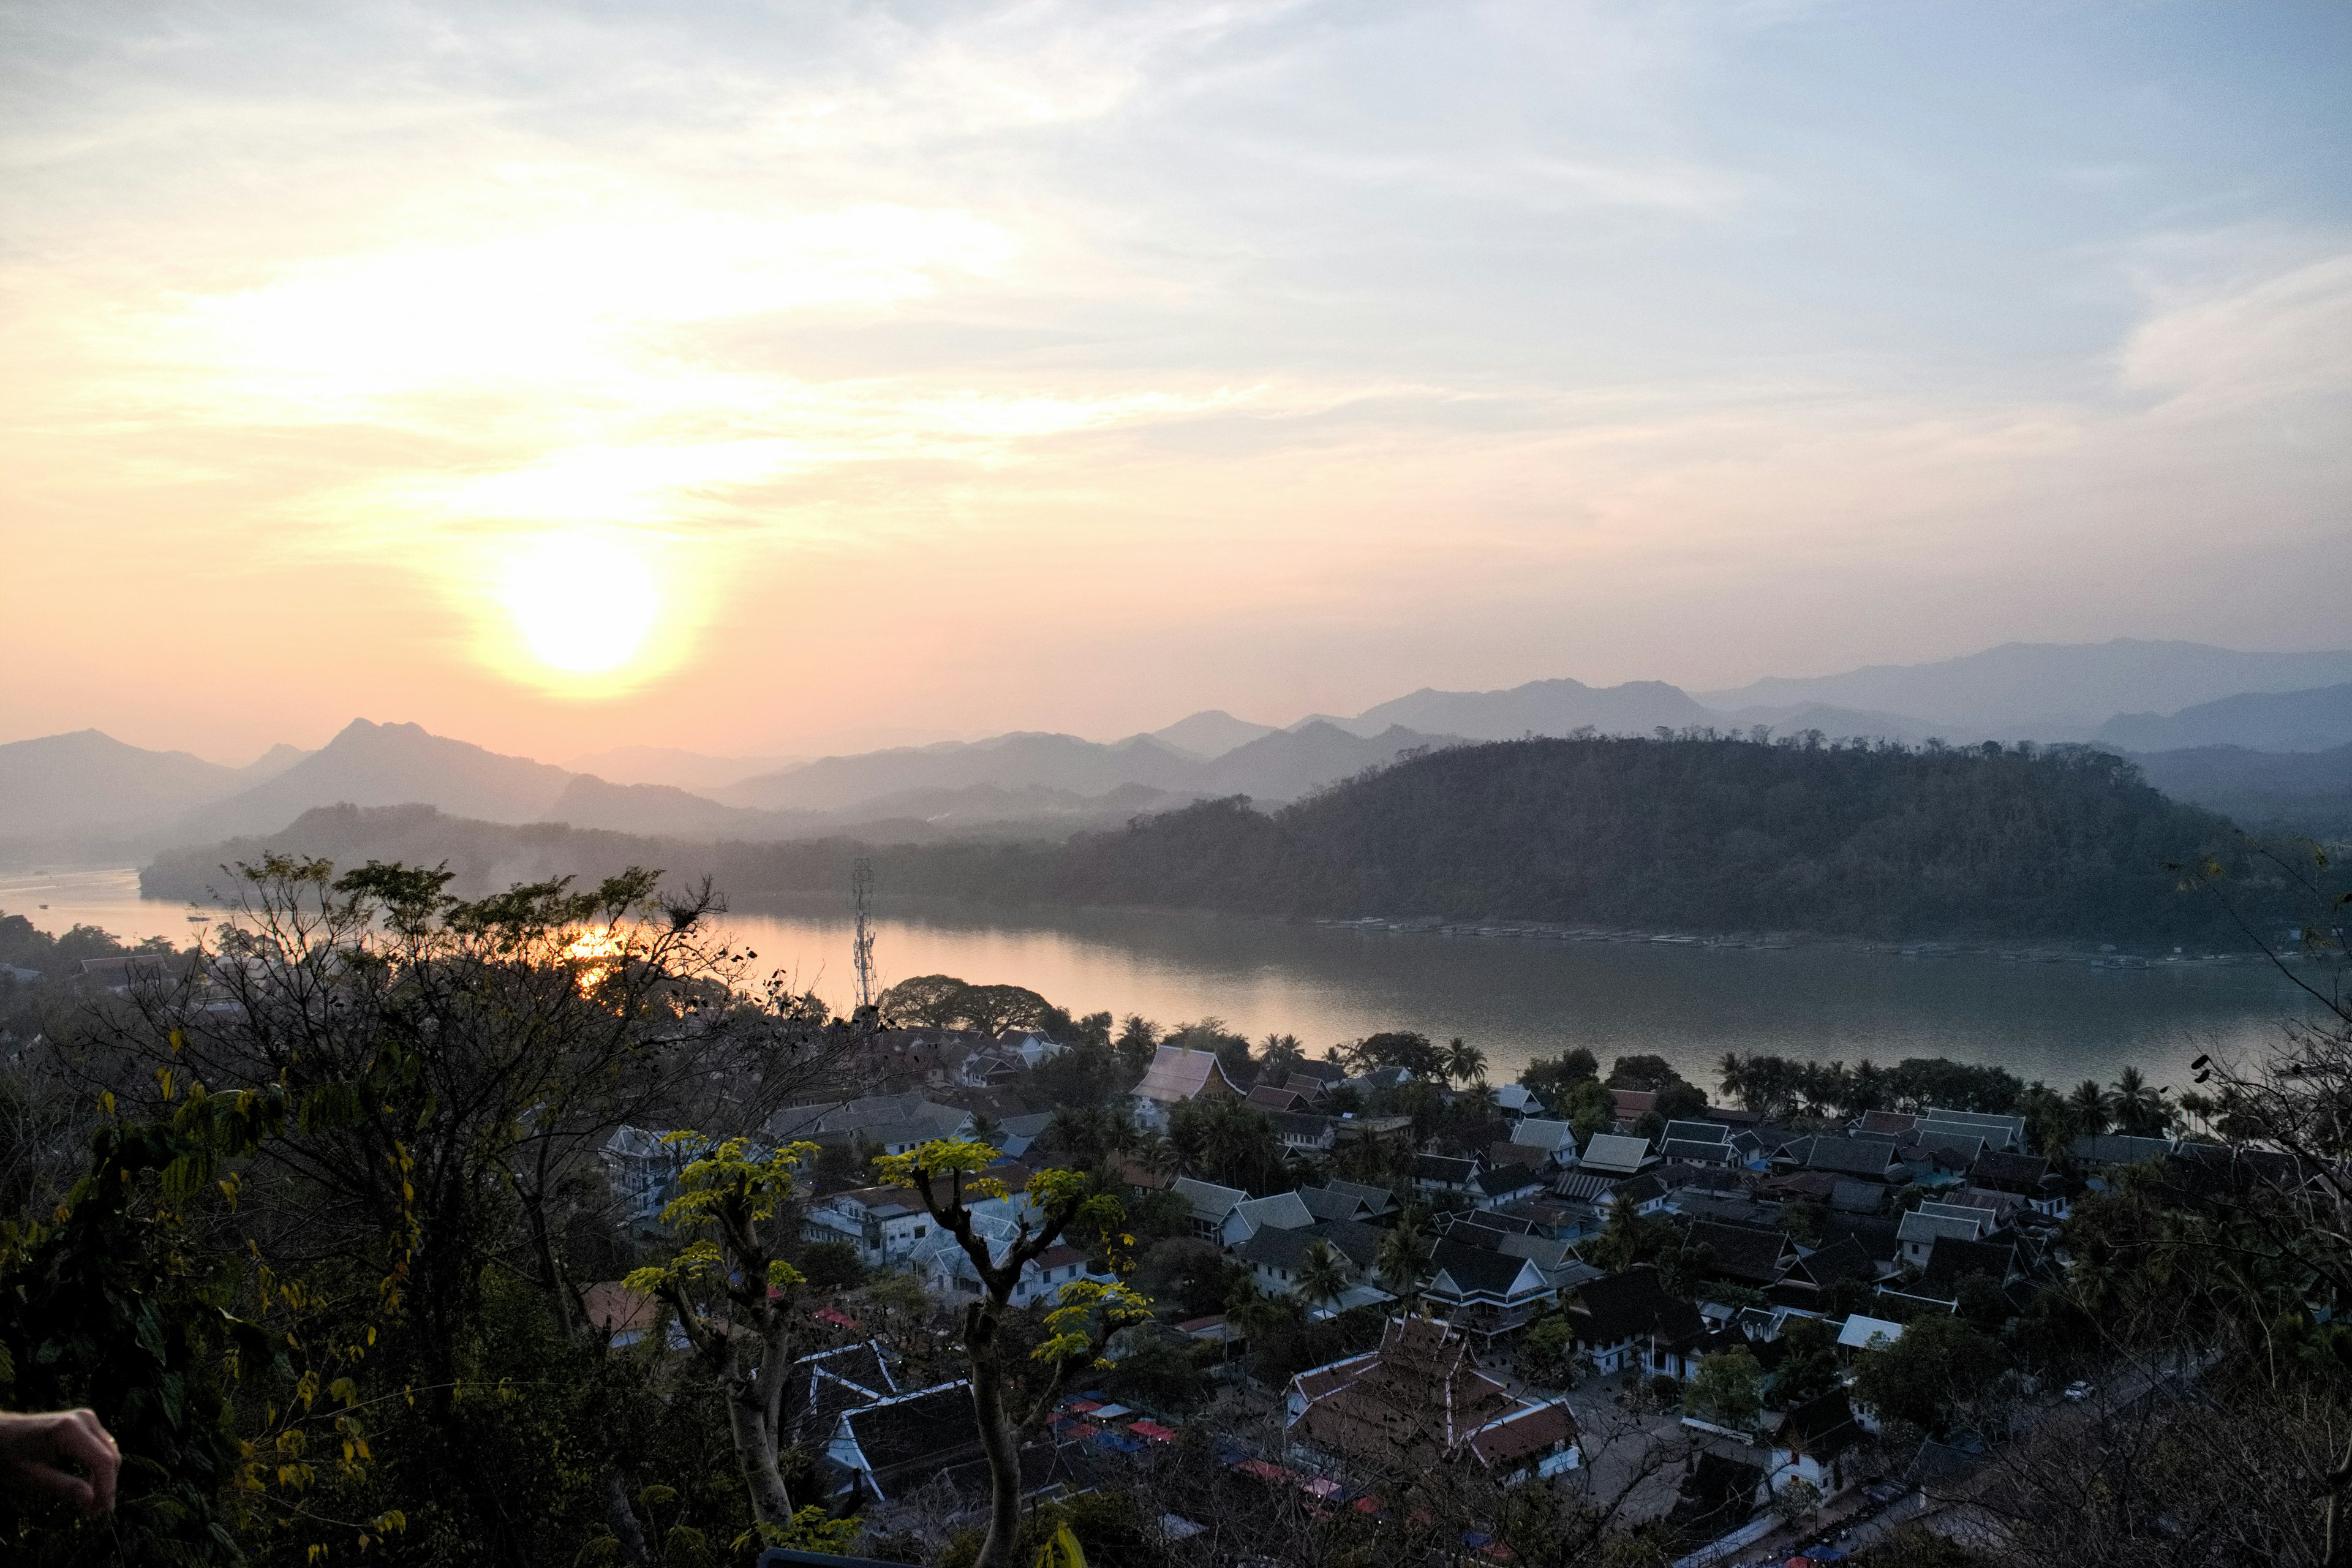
[1520,1049,1599,1110]
[1769,1316,1841,1409]
[1349,1031,1445,1078]
[1608,1054,1676,1091]
[1519,1314,1577,1387]
[1852,1313,2002,1435]
[1564,1078,1618,1143]
[872,1139,1150,1568]
[1688,1348,1763,1430]
[623,1134,821,1537]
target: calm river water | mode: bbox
[9,870,2325,1096]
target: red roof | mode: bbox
[1129,1420,1178,1442]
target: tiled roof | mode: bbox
[1790,1236,1873,1288]
[1686,1220,1792,1285]
[1920,1237,2017,1297]
[1897,1209,1989,1246]
[1417,1154,1481,1185]
[1136,1046,1241,1104]
[1569,1267,1702,1347]
[1830,1180,1887,1213]
[1428,1238,1545,1300]
[1664,1118,1731,1145]
[1511,1118,1579,1152]
[1232,1191,1316,1234]
[1970,1150,2051,1189]
[1580,1133,1652,1175]
[1298,1185,1373,1222]
[835,1382,986,1498]
[1170,1176,1247,1221]
[1803,1136,1901,1178]
[1476,1164,1544,1197]
[1858,1110,1919,1136]
[1466,1400,1575,1467]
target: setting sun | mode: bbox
[497,531,662,679]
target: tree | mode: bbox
[2109,1065,2172,1137]
[1851,1314,2002,1434]
[1688,1348,1762,1430]
[1770,1316,1841,1409]
[1292,1240,1351,1317]
[622,1134,823,1539]
[1521,1049,1599,1110]
[1349,1031,1444,1079]
[1771,1475,1822,1530]
[873,1139,1150,1568]
[1444,1038,1488,1087]
[92,853,849,1559]
[1258,1032,1306,1081]
[1375,1214,1429,1304]
[1520,1315,1577,1387]
[1608,1054,1676,1091]
[1564,1078,1618,1143]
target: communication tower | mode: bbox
[851,858,877,1012]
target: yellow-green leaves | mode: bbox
[873,1136,1009,1200]
[1033,1279,1153,1369]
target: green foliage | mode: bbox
[1687,1348,1763,1430]
[1770,1316,1842,1409]
[1518,1314,1577,1387]
[1347,1031,1444,1077]
[876,973,1078,1040]
[1852,1313,2003,1434]
[1166,1098,1287,1194]
[1518,1049,1598,1110]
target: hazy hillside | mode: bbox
[1148,710,1277,759]
[715,723,1449,814]
[0,729,309,861]
[2098,683,2352,753]
[2131,743,2352,840]
[1697,639,2352,736]
[561,745,799,790]
[1037,736,2256,943]
[1348,677,1713,741]
[148,736,2269,944]
[183,718,576,839]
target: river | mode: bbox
[6,869,2327,1096]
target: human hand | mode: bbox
[0,1409,120,1516]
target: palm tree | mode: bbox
[1717,1052,1747,1107]
[1376,1216,1428,1305]
[2110,1066,2171,1137]
[1132,1131,1178,1177]
[1445,1038,1488,1087]
[2067,1079,2111,1139]
[1293,1241,1351,1319]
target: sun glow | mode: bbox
[498,532,663,679]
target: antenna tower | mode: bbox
[851,858,877,1012]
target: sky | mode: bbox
[3,0,2348,766]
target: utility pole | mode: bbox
[851,857,877,1014]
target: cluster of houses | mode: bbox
[596,1032,2233,1539]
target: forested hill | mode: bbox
[143,737,2260,943]
[1035,735,2250,941]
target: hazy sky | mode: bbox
[4,1,2347,765]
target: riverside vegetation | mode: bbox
[142,732,2282,946]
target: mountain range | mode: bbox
[7,639,2352,867]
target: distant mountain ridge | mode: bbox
[1697,639,2352,736]
[2097,683,2352,753]
[16,638,2352,867]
